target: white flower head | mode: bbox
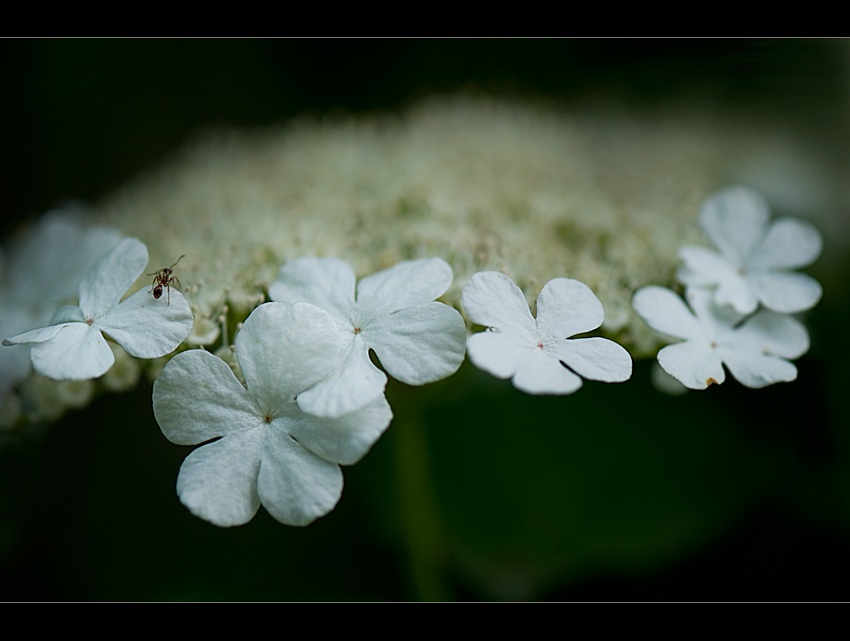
[633,286,810,390]
[461,272,632,395]
[677,186,823,314]
[152,302,393,527]
[3,238,193,380]
[268,257,466,418]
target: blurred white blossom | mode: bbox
[677,186,822,314]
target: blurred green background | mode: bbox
[1,39,849,601]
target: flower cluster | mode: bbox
[153,256,467,526]
[633,186,821,390]
[3,185,823,531]
[151,253,636,526]
[153,302,393,527]
[1,101,832,547]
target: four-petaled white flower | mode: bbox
[0,209,121,400]
[152,302,393,527]
[461,272,632,395]
[3,238,193,380]
[269,257,466,418]
[677,185,822,314]
[633,286,809,390]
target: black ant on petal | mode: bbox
[148,255,184,306]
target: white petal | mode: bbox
[366,301,466,385]
[30,323,114,380]
[699,186,769,266]
[728,310,810,360]
[749,218,822,270]
[97,288,194,359]
[678,246,758,314]
[551,337,632,383]
[236,302,341,411]
[259,426,343,527]
[176,428,264,527]
[657,341,725,390]
[749,271,822,314]
[78,238,148,320]
[268,257,356,323]
[713,271,758,315]
[466,330,531,380]
[686,286,747,331]
[632,286,704,342]
[288,394,393,465]
[3,323,68,346]
[296,338,387,418]
[153,349,260,446]
[718,349,798,388]
[461,271,535,337]
[677,247,737,287]
[535,278,604,339]
[512,348,583,395]
[356,257,453,317]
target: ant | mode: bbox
[147,255,184,305]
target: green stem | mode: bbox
[392,391,453,601]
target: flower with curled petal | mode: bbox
[461,271,632,395]
[632,286,809,390]
[3,238,193,380]
[0,208,121,401]
[677,186,822,314]
[152,302,393,527]
[268,257,466,418]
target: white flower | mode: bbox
[677,186,822,314]
[461,272,632,395]
[0,208,121,400]
[268,257,466,418]
[152,302,393,527]
[632,286,810,390]
[3,238,193,380]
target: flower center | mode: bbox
[86,318,93,325]
[264,415,272,423]
[537,342,544,349]
[353,327,361,334]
